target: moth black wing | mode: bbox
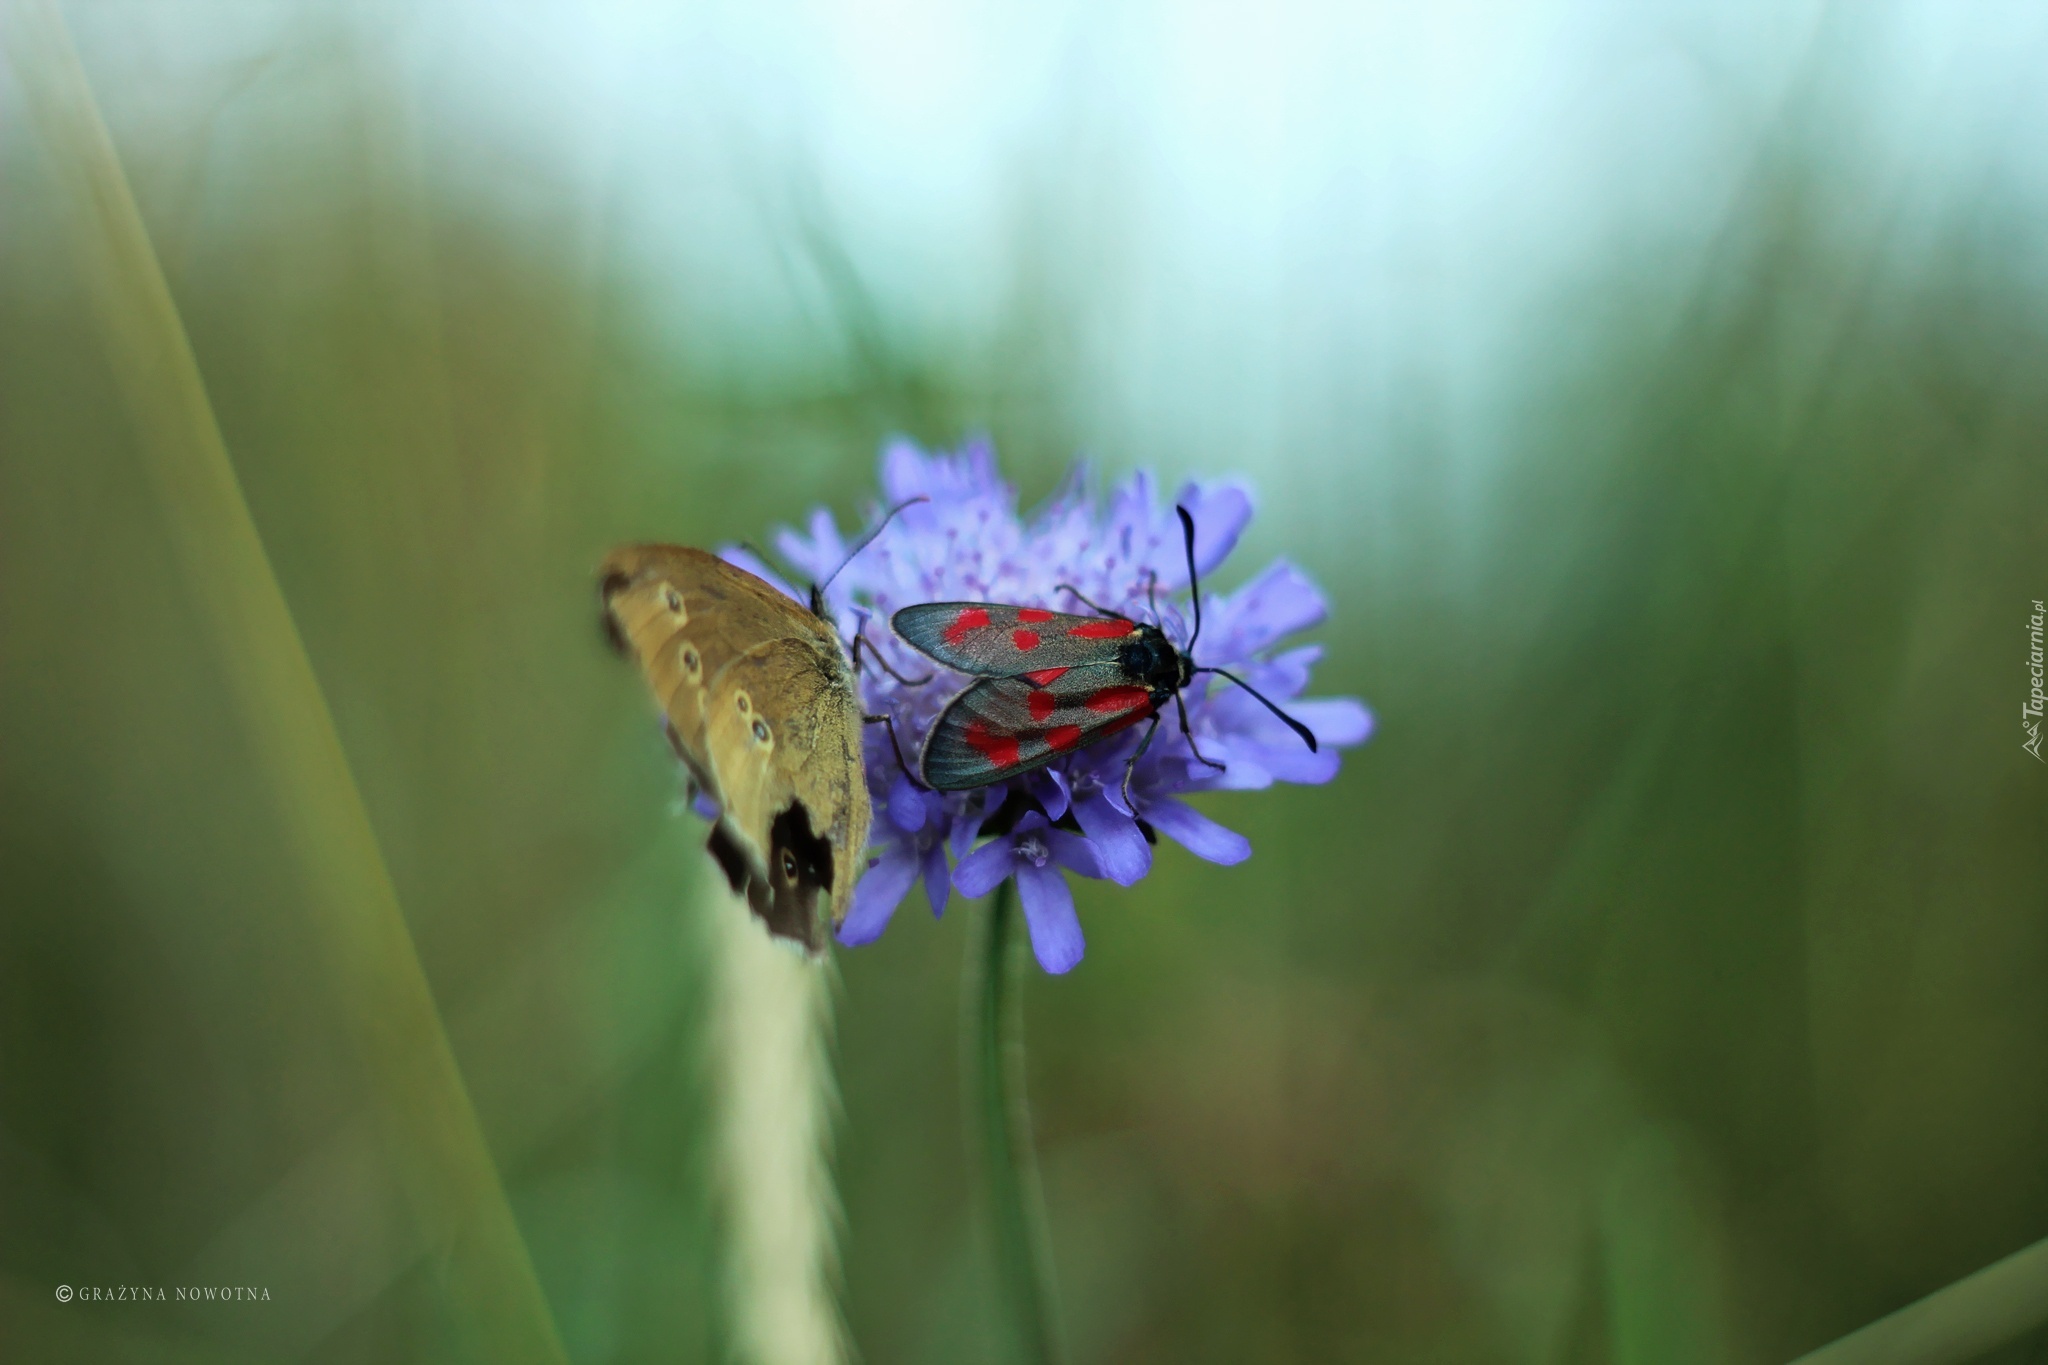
[892,601,1143,677]
[919,662,1160,790]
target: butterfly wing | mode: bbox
[702,635,871,949]
[892,602,1142,677]
[601,544,837,799]
[919,662,1160,790]
[601,545,869,951]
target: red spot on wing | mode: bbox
[1028,689,1058,722]
[944,607,991,645]
[1022,667,1069,687]
[1070,618,1135,639]
[1084,685,1151,715]
[1046,724,1083,752]
[1099,708,1152,738]
[1012,629,1042,651]
[1016,607,1053,624]
[964,719,1021,770]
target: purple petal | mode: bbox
[1208,734,1338,786]
[1073,789,1152,886]
[1145,798,1252,865]
[1107,470,1158,544]
[1286,698,1374,748]
[923,839,952,917]
[688,787,723,823]
[1203,561,1327,660]
[953,834,1019,899]
[880,437,934,503]
[1174,480,1254,575]
[1208,687,1334,752]
[807,506,847,570]
[772,507,843,584]
[949,797,985,858]
[1034,768,1072,822]
[1044,827,1108,880]
[888,776,928,833]
[838,845,919,946]
[1102,775,1135,817]
[1199,739,1276,790]
[1231,645,1320,699]
[1015,862,1085,974]
[1258,744,1342,784]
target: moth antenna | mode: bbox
[1193,667,1319,752]
[1175,505,1203,654]
[1054,583,1120,618]
[814,495,930,609]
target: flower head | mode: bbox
[734,438,1372,973]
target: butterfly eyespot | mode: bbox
[779,849,799,880]
[735,693,750,714]
[752,718,770,743]
[663,587,683,614]
[680,644,701,677]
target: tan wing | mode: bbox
[702,635,872,949]
[599,544,869,952]
[599,544,837,800]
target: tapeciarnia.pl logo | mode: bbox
[2026,599,2045,762]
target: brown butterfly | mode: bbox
[598,510,924,951]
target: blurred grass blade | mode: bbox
[1599,1131,1729,1365]
[0,2,566,1360]
[1787,1234,2048,1365]
[706,876,847,1365]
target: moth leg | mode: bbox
[1173,689,1227,772]
[865,712,930,789]
[1120,712,1164,811]
[852,623,932,686]
[1054,583,1122,619]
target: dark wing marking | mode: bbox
[919,662,1160,790]
[892,602,1139,676]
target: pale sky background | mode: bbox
[54,0,2048,556]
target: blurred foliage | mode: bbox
[2,3,2045,1364]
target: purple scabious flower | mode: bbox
[732,438,1373,974]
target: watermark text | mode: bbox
[2026,599,2044,761]
[54,1284,271,1303]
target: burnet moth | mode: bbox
[892,506,1318,804]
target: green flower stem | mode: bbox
[1787,1233,2048,1365]
[0,3,565,1359]
[967,881,1065,1365]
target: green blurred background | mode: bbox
[3,1,2046,1362]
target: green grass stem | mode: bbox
[0,2,566,1359]
[967,881,1065,1365]
[1787,1234,2048,1365]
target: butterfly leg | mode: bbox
[1120,712,1164,811]
[1173,690,1227,772]
[852,623,932,686]
[864,711,929,788]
